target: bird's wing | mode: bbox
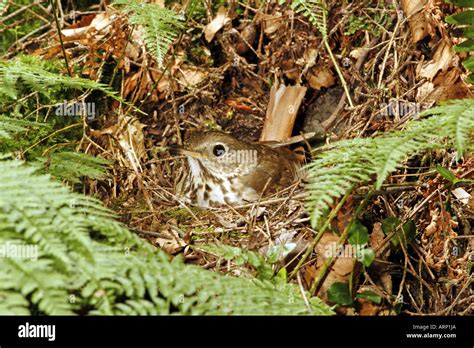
[241,145,300,196]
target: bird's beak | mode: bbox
[169,145,208,159]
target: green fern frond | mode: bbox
[115,0,185,68]
[0,56,121,103]
[33,151,111,184]
[445,2,474,82]
[1,258,73,314]
[0,115,45,140]
[415,98,474,158]
[287,0,328,37]
[0,290,30,315]
[306,99,474,226]
[198,244,275,280]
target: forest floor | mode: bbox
[2,0,473,315]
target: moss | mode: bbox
[163,207,198,224]
[0,1,44,54]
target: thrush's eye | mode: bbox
[212,144,226,157]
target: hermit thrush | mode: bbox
[172,131,302,208]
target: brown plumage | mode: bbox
[173,131,302,208]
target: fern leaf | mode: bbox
[306,99,474,226]
[0,115,45,140]
[115,0,185,68]
[417,99,474,159]
[289,0,328,37]
[0,56,122,103]
[34,151,111,184]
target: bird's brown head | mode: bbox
[173,131,259,178]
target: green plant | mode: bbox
[305,98,474,226]
[348,220,375,267]
[33,151,111,184]
[381,217,417,249]
[327,282,353,306]
[0,56,121,104]
[0,0,45,54]
[345,15,371,36]
[435,164,474,185]
[0,50,133,192]
[445,0,474,83]
[0,56,119,183]
[0,115,45,141]
[345,8,390,37]
[197,244,276,280]
[114,0,185,68]
[281,0,354,107]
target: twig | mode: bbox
[323,36,354,108]
[49,0,72,76]
[297,272,313,313]
[21,123,82,156]
[376,7,403,89]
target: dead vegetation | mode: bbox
[2,0,472,315]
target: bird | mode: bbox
[171,131,302,208]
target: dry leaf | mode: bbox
[61,12,116,40]
[155,228,186,254]
[203,6,231,42]
[401,0,432,44]
[260,81,307,141]
[307,66,336,90]
[304,233,356,302]
[424,73,472,101]
[114,115,147,172]
[122,71,141,98]
[419,40,455,81]
[452,187,471,205]
[235,24,257,55]
[423,208,458,271]
[380,272,392,295]
[350,47,369,60]
[369,222,390,260]
[259,12,284,35]
[316,233,355,277]
[369,223,392,294]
